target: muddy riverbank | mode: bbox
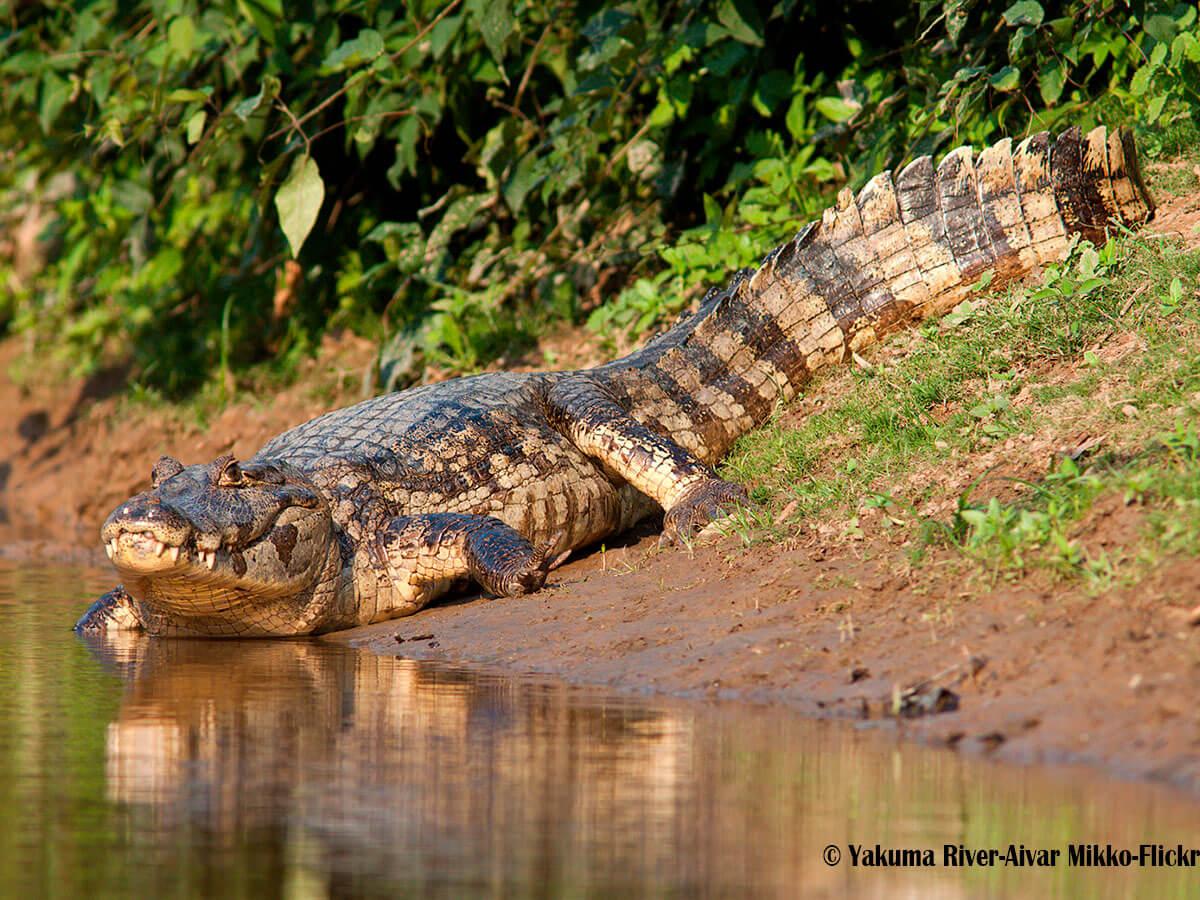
[4,181,1200,793]
[338,523,1200,789]
[5,332,1200,794]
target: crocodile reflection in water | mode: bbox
[86,634,706,888]
[77,630,1200,897]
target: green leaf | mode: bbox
[473,0,514,65]
[945,0,969,43]
[111,180,153,216]
[425,192,491,262]
[233,76,280,120]
[1144,14,1178,44]
[165,88,210,103]
[386,117,421,186]
[815,96,858,122]
[1038,58,1064,104]
[751,69,792,117]
[275,155,325,257]
[944,299,978,327]
[321,28,384,73]
[90,64,113,104]
[1173,32,1200,64]
[582,9,634,47]
[1149,42,1168,68]
[167,16,196,59]
[365,221,420,244]
[186,109,207,144]
[1008,24,1032,57]
[236,0,281,45]
[503,153,539,213]
[969,269,994,292]
[989,65,1020,91]
[1002,1,1044,27]
[39,71,70,134]
[717,0,764,46]
[1130,65,1153,97]
[1144,93,1167,125]
[429,14,463,58]
[647,97,675,127]
[365,221,425,274]
[785,95,808,141]
[101,117,125,148]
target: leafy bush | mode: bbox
[0,1,1195,397]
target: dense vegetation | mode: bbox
[0,1,1196,399]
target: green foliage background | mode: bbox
[0,0,1195,398]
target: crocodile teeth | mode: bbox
[167,546,180,564]
[198,549,217,570]
[104,542,115,560]
[153,539,167,557]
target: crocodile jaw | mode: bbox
[107,528,186,572]
[99,457,339,632]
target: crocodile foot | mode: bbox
[661,478,749,546]
[477,531,569,597]
[74,585,143,633]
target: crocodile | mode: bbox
[76,125,1154,637]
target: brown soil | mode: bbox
[348,527,1200,788]
[4,181,1200,791]
[0,330,380,547]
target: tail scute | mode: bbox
[937,146,997,278]
[1050,126,1093,240]
[856,172,931,321]
[1113,128,1155,224]
[975,137,1039,276]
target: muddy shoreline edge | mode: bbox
[5,179,1200,794]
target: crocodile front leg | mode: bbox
[354,513,562,623]
[74,585,144,633]
[543,376,747,543]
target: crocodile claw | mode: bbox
[661,479,749,547]
[502,531,567,595]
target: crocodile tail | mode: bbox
[608,125,1153,464]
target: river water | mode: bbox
[1,560,1197,898]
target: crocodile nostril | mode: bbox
[120,494,163,518]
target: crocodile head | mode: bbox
[101,454,338,635]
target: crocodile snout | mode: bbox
[102,493,193,571]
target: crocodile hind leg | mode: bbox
[356,513,563,622]
[542,376,748,543]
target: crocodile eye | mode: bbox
[241,462,285,484]
[217,457,244,487]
